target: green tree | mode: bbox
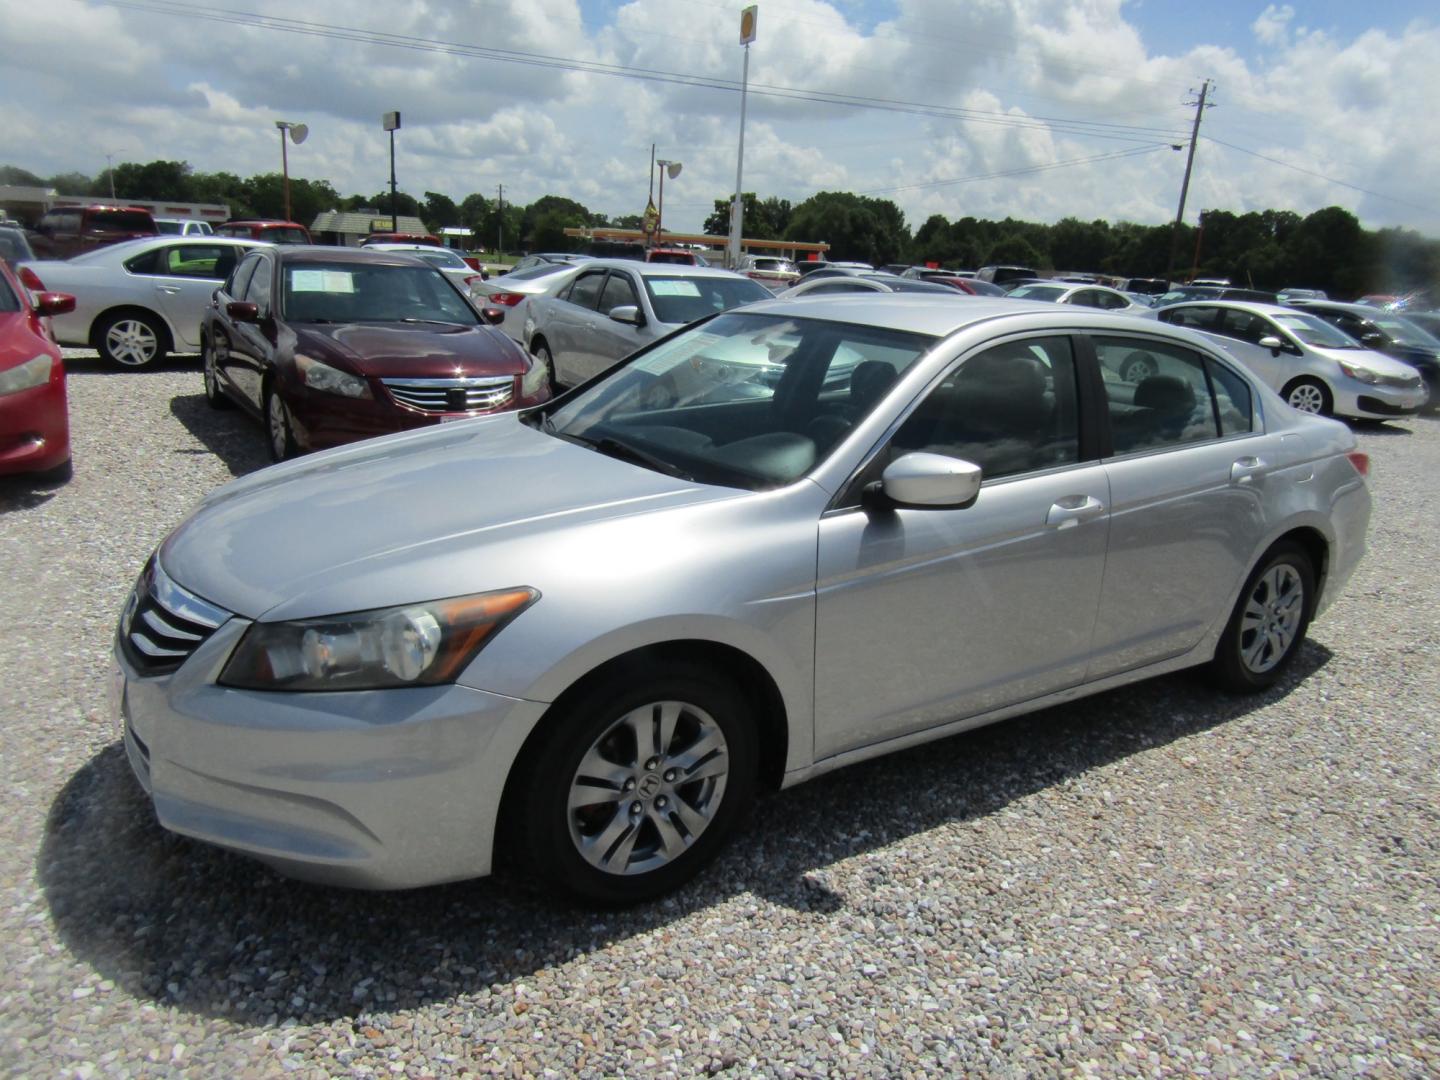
[702,193,792,240]
[0,165,46,186]
[458,192,491,230]
[368,189,422,219]
[111,160,193,201]
[520,195,594,250]
[984,233,1044,269]
[784,191,908,265]
[421,191,459,231]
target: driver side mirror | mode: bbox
[864,452,983,511]
[480,307,505,325]
[1257,334,1288,356]
[608,304,645,327]
[33,292,76,317]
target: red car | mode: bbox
[0,259,75,480]
[200,247,549,461]
[215,220,312,245]
[361,232,441,247]
[28,205,158,260]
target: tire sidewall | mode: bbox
[264,383,296,462]
[519,665,758,904]
[1213,542,1316,692]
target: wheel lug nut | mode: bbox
[645,757,659,771]
[655,796,668,808]
[623,778,636,791]
[663,769,677,782]
[630,801,642,815]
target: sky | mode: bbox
[2,0,1437,238]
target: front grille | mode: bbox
[380,376,515,414]
[119,557,232,676]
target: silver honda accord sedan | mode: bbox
[111,296,1372,903]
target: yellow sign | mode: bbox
[740,5,757,44]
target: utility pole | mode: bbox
[496,184,504,254]
[1167,79,1212,282]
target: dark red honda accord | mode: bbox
[200,247,551,461]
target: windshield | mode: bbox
[268,227,310,245]
[1008,284,1068,302]
[534,312,935,490]
[89,210,154,234]
[281,262,479,325]
[0,230,33,263]
[1273,313,1359,348]
[155,220,182,234]
[0,273,18,313]
[409,248,467,269]
[642,275,771,324]
[1373,316,1440,348]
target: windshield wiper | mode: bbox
[566,433,694,481]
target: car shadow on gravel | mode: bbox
[62,352,202,376]
[39,643,1332,1025]
[169,393,269,477]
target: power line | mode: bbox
[1202,136,1437,215]
[104,1,1190,146]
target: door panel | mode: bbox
[814,465,1111,758]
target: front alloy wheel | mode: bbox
[1284,379,1329,415]
[203,337,231,409]
[568,701,730,877]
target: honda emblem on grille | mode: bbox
[447,388,469,412]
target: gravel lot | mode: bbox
[2,350,1437,1078]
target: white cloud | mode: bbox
[0,0,1435,236]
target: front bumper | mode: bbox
[287,381,548,452]
[1334,379,1426,420]
[0,366,69,476]
[114,617,548,889]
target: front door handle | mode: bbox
[156,285,182,295]
[1047,495,1105,529]
[1231,456,1267,483]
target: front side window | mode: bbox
[1095,336,1221,454]
[226,253,260,298]
[242,256,273,314]
[1272,312,1360,348]
[598,271,640,314]
[564,271,607,311]
[536,313,935,490]
[1216,308,1270,344]
[890,336,1080,481]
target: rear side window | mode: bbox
[1206,358,1254,435]
[87,210,154,233]
[1095,337,1221,454]
[1161,306,1218,332]
[160,244,238,280]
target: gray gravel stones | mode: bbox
[1,350,1436,1077]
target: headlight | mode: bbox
[295,354,371,399]
[1337,360,1380,384]
[0,354,54,396]
[220,587,538,691]
[520,355,547,396]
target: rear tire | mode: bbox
[1281,377,1332,416]
[1210,542,1315,693]
[512,663,758,904]
[96,311,167,369]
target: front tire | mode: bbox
[514,663,758,904]
[97,311,167,369]
[533,340,560,395]
[1281,377,1332,416]
[1211,542,1316,693]
[264,382,298,462]
[202,335,232,409]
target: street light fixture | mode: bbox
[655,159,682,241]
[274,120,309,223]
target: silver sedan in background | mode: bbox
[19,236,264,366]
[361,242,486,294]
[1006,281,1153,313]
[468,261,583,343]
[523,260,771,388]
[111,298,1371,904]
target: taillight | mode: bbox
[491,292,527,306]
[19,266,45,291]
[463,274,484,288]
[1346,451,1370,477]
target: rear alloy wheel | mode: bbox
[515,664,757,904]
[1211,542,1315,693]
[264,383,298,462]
[202,336,232,409]
[97,312,167,368]
[1282,377,1331,416]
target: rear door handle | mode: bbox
[156,285,182,295]
[1231,456,1267,483]
[1047,495,1105,529]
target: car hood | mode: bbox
[292,322,526,378]
[160,414,741,620]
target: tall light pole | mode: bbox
[274,120,309,223]
[382,111,402,233]
[104,153,117,200]
[727,5,757,268]
[656,159,682,241]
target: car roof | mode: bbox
[1160,299,1310,317]
[274,247,429,267]
[571,259,750,279]
[743,293,1207,338]
[1288,299,1388,317]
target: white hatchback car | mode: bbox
[1154,301,1426,420]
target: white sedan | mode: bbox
[359,243,486,294]
[21,236,265,367]
[1005,281,1153,313]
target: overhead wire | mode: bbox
[858,145,1173,196]
[1202,136,1436,215]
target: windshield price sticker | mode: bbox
[649,280,702,297]
[631,331,722,375]
[290,270,356,293]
